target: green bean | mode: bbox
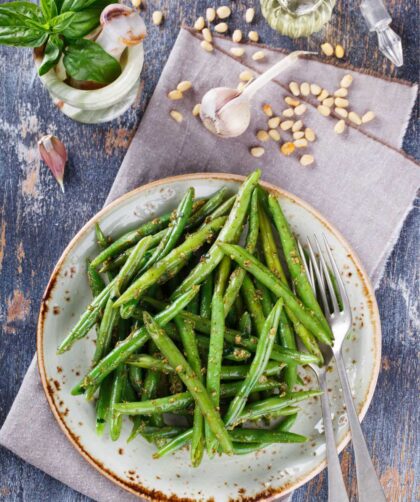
[218,243,332,345]
[185,187,229,230]
[95,373,113,436]
[230,429,306,444]
[142,345,163,428]
[92,297,120,366]
[239,311,252,337]
[72,287,200,395]
[127,354,173,373]
[235,390,322,425]
[204,194,236,221]
[153,429,193,459]
[206,256,230,456]
[109,364,127,441]
[224,299,283,428]
[142,426,188,442]
[241,274,266,337]
[95,223,110,249]
[114,216,227,307]
[173,170,261,298]
[221,361,285,380]
[223,189,260,314]
[142,312,233,455]
[87,261,106,297]
[200,274,213,319]
[223,346,252,362]
[254,277,274,317]
[128,364,143,397]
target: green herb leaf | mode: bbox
[50,11,75,32]
[40,0,58,20]
[38,34,63,75]
[0,2,49,47]
[60,0,112,13]
[63,39,121,84]
[61,8,101,39]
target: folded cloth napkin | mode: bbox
[1,27,419,502]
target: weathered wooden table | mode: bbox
[0,1,418,500]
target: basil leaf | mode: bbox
[61,8,100,39]
[60,0,111,13]
[0,3,49,47]
[40,0,58,20]
[50,11,75,32]
[63,39,121,84]
[0,2,46,28]
[38,34,63,75]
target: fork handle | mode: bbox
[335,353,387,502]
[318,371,350,502]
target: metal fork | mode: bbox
[300,235,387,502]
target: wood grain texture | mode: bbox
[0,1,418,501]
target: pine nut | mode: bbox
[206,8,216,22]
[280,120,294,131]
[310,84,321,96]
[289,82,300,96]
[294,138,308,148]
[152,10,163,25]
[245,7,255,23]
[230,47,244,57]
[131,0,141,7]
[252,50,265,61]
[280,142,295,156]
[256,130,270,142]
[215,22,228,33]
[317,89,329,101]
[300,154,314,166]
[250,146,265,157]
[285,96,300,107]
[334,87,348,97]
[362,111,375,123]
[335,97,349,108]
[201,40,213,52]
[348,111,362,125]
[248,31,259,42]
[194,16,205,31]
[322,97,334,107]
[170,110,183,123]
[321,42,334,56]
[262,104,273,117]
[340,74,353,88]
[237,82,246,91]
[268,116,281,128]
[282,108,294,118]
[232,29,242,43]
[292,120,303,132]
[269,129,281,141]
[192,104,201,116]
[202,28,212,42]
[335,107,348,118]
[294,104,307,116]
[293,131,305,140]
[304,128,316,142]
[168,89,183,100]
[300,82,310,96]
[240,70,253,82]
[217,6,231,19]
[317,105,331,116]
[335,44,345,58]
[177,81,192,92]
[334,119,346,134]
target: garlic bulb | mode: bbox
[96,4,147,61]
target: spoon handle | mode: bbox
[242,51,314,99]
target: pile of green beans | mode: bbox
[60,170,328,466]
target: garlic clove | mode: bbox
[96,4,147,61]
[38,135,67,192]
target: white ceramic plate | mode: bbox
[37,173,381,501]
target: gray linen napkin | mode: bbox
[1,28,419,502]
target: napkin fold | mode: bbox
[1,28,419,502]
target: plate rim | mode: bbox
[37,172,381,501]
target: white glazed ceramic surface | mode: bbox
[37,174,381,501]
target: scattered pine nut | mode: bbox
[322,97,334,107]
[215,22,228,33]
[206,7,216,22]
[232,29,242,43]
[335,107,348,118]
[257,130,270,142]
[317,89,329,101]
[202,27,212,42]
[131,0,141,7]
[152,10,163,25]
[269,129,281,141]
[262,104,273,117]
[168,89,183,100]
[285,96,300,107]
[294,104,307,116]
[201,40,213,52]
[282,108,294,118]
[217,6,231,19]
[348,111,362,125]
[192,104,201,116]
[362,111,375,123]
[293,131,305,140]
[280,120,294,131]
[304,128,316,142]
[289,82,300,96]
[294,138,308,148]
[335,44,345,58]
[300,82,310,96]
[292,120,303,132]
[340,74,353,88]
[335,97,349,108]
[280,142,295,156]
[250,146,265,157]
[248,31,259,42]
[334,119,346,134]
[170,110,183,123]
[194,16,205,31]
[321,42,334,56]
[300,154,314,166]
[177,81,192,92]
[317,105,331,116]
[252,50,265,61]
[334,87,348,97]
[268,116,281,128]
[240,70,253,82]
[230,47,245,57]
[310,84,321,96]
[245,7,255,23]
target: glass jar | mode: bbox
[260,0,337,38]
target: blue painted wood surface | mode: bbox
[0,1,418,500]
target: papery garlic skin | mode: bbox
[96,4,147,61]
[38,135,67,192]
